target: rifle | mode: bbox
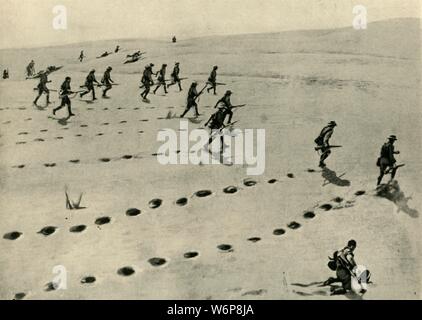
[59,90,85,99]
[33,88,58,92]
[194,84,208,102]
[231,104,246,109]
[384,163,405,175]
[315,145,342,151]
[216,82,226,86]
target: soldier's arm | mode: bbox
[323,130,333,146]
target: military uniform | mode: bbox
[168,63,182,91]
[214,91,233,123]
[141,65,154,100]
[53,78,74,117]
[377,135,399,185]
[153,65,168,94]
[207,66,218,94]
[80,71,99,100]
[180,84,200,118]
[315,121,336,167]
[33,72,50,105]
[101,68,113,97]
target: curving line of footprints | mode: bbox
[4,172,367,300]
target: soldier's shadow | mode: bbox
[322,167,351,187]
[376,181,419,218]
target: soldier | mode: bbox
[324,240,358,295]
[207,65,218,95]
[33,70,51,106]
[115,45,120,53]
[80,69,100,100]
[153,64,168,94]
[3,69,9,79]
[203,105,233,154]
[79,50,85,62]
[140,64,154,101]
[101,66,114,98]
[26,60,35,77]
[53,77,75,118]
[214,90,234,124]
[180,82,206,118]
[377,135,401,185]
[167,62,182,91]
[314,121,337,168]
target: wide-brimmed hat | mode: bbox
[225,90,232,95]
[328,120,337,127]
[388,135,397,141]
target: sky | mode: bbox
[0,0,420,49]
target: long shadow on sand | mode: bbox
[291,281,363,300]
[48,116,71,126]
[376,181,419,218]
[322,167,351,187]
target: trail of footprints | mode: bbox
[4,172,367,299]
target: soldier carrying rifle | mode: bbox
[180,81,206,118]
[53,76,77,118]
[314,121,340,168]
[376,135,404,185]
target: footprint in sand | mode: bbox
[195,190,213,198]
[183,252,199,259]
[119,120,127,124]
[287,221,301,229]
[247,237,261,243]
[16,141,26,145]
[81,276,96,284]
[99,158,111,162]
[96,133,104,136]
[69,225,87,233]
[95,217,111,225]
[13,165,25,169]
[303,211,316,219]
[38,226,57,236]
[287,173,295,178]
[80,124,88,128]
[122,155,133,159]
[149,198,162,209]
[268,179,277,184]
[332,197,344,203]
[242,289,267,296]
[18,132,28,135]
[102,123,109,126]
[40,129,48,132]
[217,244,233,252]
[55,136,64,140]
[273,229,286,236]
[319,204,333,211]
[69,159,80,164]
[148,257,167,266]
[75,134,82,137]
[126,208,141,216]
[3,231,23,240]
[34,138,45,142]
[223,186,238,194]
[13,293,26,300]
[355,190,366,196]
[243,179,257,187]
[176,197,188,206]
[44,163,56,167]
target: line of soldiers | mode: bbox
[314,121,403,185]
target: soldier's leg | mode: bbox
[53,98,66,114]
[178,80,182,91]
[34,87,43,104]
[163,82,168,94]
[45,88,50,104]
[153,83,160,94]
[180,103,191,118]
[377,164,387,185]
[66,98,75,116]
[194,102,199,116]
[92,87,96,100]
[319,149,331,167]
[227,110,233,123]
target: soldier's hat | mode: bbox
[107,66,112,70]
[65,76,71,80]
[90,69,96,73]
[225,90,232,95]
[149,63,154,67]
[328,120,337,127]
[175,62,179,65]
[163,64,167,67]
[213,65,218,69]
[388,135,397,141]
[192,81,198,86]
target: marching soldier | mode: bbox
[80,69,100,100]
[180,82,206,118]
[314,121,337,168]
[377,135,401,185]
[79,50,85,62]
[115,45,120,53]
[203,104,233,154]
[167,62,182,91]
[140,63,154,101]
[207,65,218,95]
[33,70,51,106]
[53,76,75,118]
[153,64,168,94]
[101,66,114,98]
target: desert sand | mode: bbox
[0,18,420,300]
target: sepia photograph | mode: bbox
[0,0,420,306]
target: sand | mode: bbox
[0,18,420,300]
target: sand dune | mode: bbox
[0,18,420,300]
